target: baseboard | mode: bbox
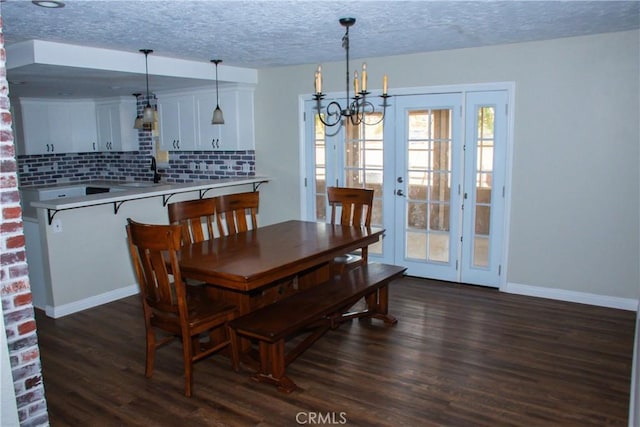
[45,284,139,319]
[502,282,638,311]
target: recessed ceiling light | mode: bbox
[32,1,65,8]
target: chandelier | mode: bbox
[313,17,390,127]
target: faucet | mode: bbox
[150,156,161,183]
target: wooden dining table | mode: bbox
[178,219,385,315]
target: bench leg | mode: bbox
[251,340,298,393]
[367,285,398,325]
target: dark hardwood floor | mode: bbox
[34,277,636,426]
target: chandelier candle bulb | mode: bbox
[383,74,388,95]
[361,63,367,92]
[315,65,322,94]
[354,71,359,95]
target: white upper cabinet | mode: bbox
[161,86,255,152]
[15,97,137,155]
[195,92,222,151]
[95,98,138,152]
[69,101,99,152]
[17,99,98,155]
[233,87,256,151]
[157,94,197,151]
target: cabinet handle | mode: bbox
[46,144,50,152]
[176,140,180,150]
[173,140,177,149]
[93,142,96,150]
[51,144,55,152]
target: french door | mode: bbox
[303,88,510,287]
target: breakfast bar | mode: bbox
[22,176,268,318]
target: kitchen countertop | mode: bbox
[27,176,269,222]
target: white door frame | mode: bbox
[299,82,515,288]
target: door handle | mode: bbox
[396,189,405,197]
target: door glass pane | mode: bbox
[406,109,452,263]
[472,107,494,267]
[344,113,384,255]
[314,114,327,221]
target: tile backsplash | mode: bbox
[17,149,255,187]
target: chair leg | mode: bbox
[182,335,194,397]
[227,323,240,372]
[145,327,155,378]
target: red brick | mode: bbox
[18,320,36,335]
[0,250,25,265]
[0,142,15,157]
[25,375,42,390]
[1,279,30,296]
[13,292,32,307]
[9,263,29,279]
[0,159,16,172]
[0,175,18,190]
[0,220,22,233]
[21,348,39,364]
[3,206,22,220]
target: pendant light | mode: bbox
[210,59,224,125]
[140,49,155,124]
[132,93,143,129]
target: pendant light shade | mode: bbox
[140,49,155,124]
[132,93,144,129]
[211,59,224,125]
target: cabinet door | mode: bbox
[195,92,221,151]
[218,90,238,150]
[158,98,180,150]
[69,101,98,153]
[116,100,139,151]
[236,89,255,151]
[158,95,196,151]
[47,106,73,153]
[95,103,114,151]
[20,102,51,155]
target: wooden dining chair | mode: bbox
[126,218,239,397]
[214,191,259,236]
[167,197,217,244]
[327,186,374,275]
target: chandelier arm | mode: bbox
[315,96,343,127]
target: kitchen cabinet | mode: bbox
[159,86,255,152]
[16,99,98,155]
[194,87,255,151]
[158,94,197,151]
[195,92,222,151]
[95,98,138,152]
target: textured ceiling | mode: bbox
[1,0,639,98]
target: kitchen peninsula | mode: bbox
[22,176,268,318]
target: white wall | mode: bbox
[254,30,640,302]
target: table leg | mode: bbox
[251,340,298,393]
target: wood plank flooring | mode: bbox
[34,277,636,426]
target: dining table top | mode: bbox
[178,219,384,292]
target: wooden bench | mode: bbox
[228,263,407,393]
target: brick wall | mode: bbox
[0,17,50,427]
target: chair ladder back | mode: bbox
[127,220,185,315]
[215,192,259,236]
[327,187,374,228]
[167,198,216,244]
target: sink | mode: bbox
[118,182,162,188]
